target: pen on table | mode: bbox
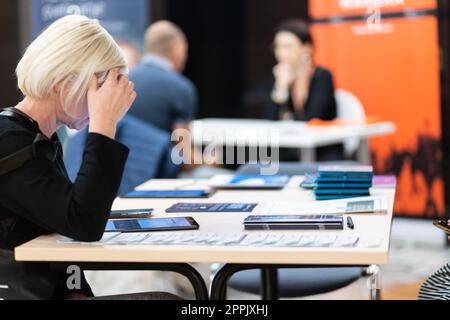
[347,216,354,229]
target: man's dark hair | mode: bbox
[275,19,313,46]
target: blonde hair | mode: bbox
[16,15,127,115]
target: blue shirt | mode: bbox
[129,54,198,132]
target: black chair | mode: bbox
[227,162,382,300]
[227,267,382,300]
[0,249,58,300]
[0,249,185,300]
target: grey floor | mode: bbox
[85,218,450,300]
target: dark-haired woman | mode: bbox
[269,20,342,161]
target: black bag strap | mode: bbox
[0,108,56,176]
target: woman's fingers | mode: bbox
[106,68,120,84]
[128,91,137,103]
[126,81,135,93]
[91,68,135,109]
[118,74,128,86]
[128,91,137,106]
[88,75,98,92]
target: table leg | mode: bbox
[261,268,279,300]
[300,148,316,163]
[51,262,209,300]
[211,264,284,300]
[365,265,382,300]
[211,264,369,300]
[357,139,371,165]
[210,264,244,300]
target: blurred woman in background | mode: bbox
[269,19,342,160]
[270,19,337,121]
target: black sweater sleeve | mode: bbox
[295,68,337,121]
[1,132,129,242]
[268,68,337,122]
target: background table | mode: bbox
[191,119,396,164]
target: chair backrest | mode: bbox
[335,89,366,121]
[64,115,181,196]
[0,281,8,300]
[335,89,366,157]
[0,249,56,300]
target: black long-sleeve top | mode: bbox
[269,66,337,121]
[267,67,343,161]
[0,109,129,299]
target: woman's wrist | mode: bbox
[271,83,289,104]
[89,119,117,139]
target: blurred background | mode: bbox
[1,0,450,220]
[1,0,450,299]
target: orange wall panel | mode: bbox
[310,0,437,18]
[310,5,443,217]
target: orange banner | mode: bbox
[310,2,443,217]
[310,0,437,18]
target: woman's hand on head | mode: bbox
[87,68,137,139]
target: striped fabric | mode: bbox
[419,264,450,300]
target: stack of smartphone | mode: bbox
[314,165,373,200]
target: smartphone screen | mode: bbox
[105,217,198,232]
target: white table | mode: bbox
[15,177,395,299]
[191,119,396,164]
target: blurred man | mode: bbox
[129,21,197,133]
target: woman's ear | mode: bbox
[52,75,73,98]
[52,83,61,95]
[302,44,313,61]
[51,83,64,102]
[303,44,313,54]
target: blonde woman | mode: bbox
[0,15,175,300]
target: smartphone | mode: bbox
[243,215,344,230]
[109,208,153,219]
[105,217,199,233]
[433,220,450,235]
[121,190,211,199]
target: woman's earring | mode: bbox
[302,53,312,65]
